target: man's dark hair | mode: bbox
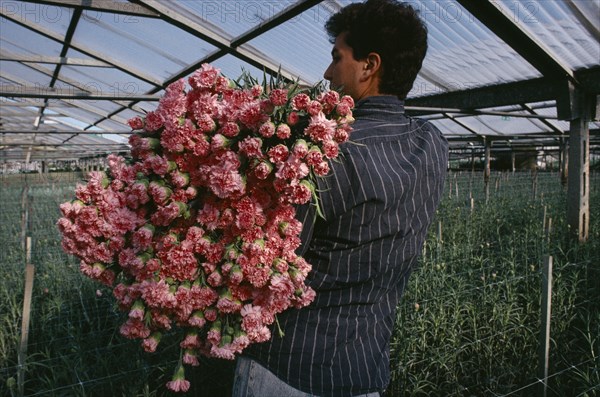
[325,0,428,99]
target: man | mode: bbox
[233,0,448,395]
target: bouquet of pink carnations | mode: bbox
[57,63,353,392]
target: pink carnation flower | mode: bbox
[253,160,273,180]
[210,343,236,360]
[276,123,291,139]
[238,100,268,129]
[258,121,275,138]
[142,333,161,353]
[120,317,151,339]
[144,110,164,132]
[306,147,323,167]
[166,366,190,393]
[188,63,221,89]
[128,116,144,130]
[219,122,240,137]
[305,111,337,142]
[183,349,200,366]
[292,93,310,110]
[287,111,300,126]
[208,167,245,199]
[267,144,289,164]
[269,88,288,106]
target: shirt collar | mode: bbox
[354,95,405,116]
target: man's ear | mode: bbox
[360,52,382,80]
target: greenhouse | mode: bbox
[1,0,598,396]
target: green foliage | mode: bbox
[389,171,600,396]
[1,171,598,396]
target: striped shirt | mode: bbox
[246,95,449,396]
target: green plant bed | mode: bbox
[1,172,598,396]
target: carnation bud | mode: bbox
[224,244,240,260]
[167,161,178,172]
[174,201,190,219]
[210,319,222,333]
[218,335,232,347]
[229,265,243,285]
[287,111,300,126]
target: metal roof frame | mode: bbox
[1,0,599,164]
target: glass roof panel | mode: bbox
[132,100,160,115]
[496,0,600,70]
[244,3,336,85]
[408,75,447,98]
[0,60,53,87]
[114,107,149,126]
[428,118,480,136]
[457,114,555,136]
[95,118,130,132]
[0,18,64,56]
[417,0,541,89]
[178,0,299,38]
[58,64,156,98]
[72,11,219,82]
[0,0,71,36]
[63,99,123,115]
[210,54,267,81]
[47,106,104,126]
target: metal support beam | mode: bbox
[566,93,591,242]
[456,0,575,80]
[0,86,161,101]
[406,77,562,111]
[406,68,600,114]
[0,53,112,67]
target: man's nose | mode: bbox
[323,63,333,81]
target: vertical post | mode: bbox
[566,95,590,242]
[470,147,475,172]
[18,237,35,397]
[454,174,459,199]
[542,205,547,233]
[532,170,538,200]
[538,255,553,397]
[484,138,491,203]
[511,151,516,173]
[558,138,568,186]
[437,221,443,259]
[20,187,29,250]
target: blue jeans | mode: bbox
[232,356,381,397]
